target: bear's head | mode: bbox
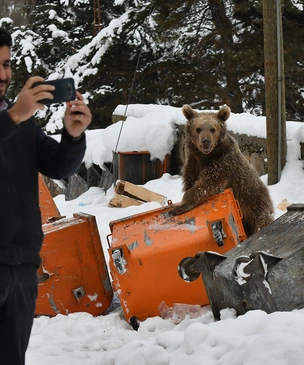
[182,104,231,155]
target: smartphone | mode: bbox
[33,78,76,105]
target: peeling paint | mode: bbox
[229,214,240,241]
[144,231,153,246]
[123,299,130,314]
[47,289,60,314]
[88,293,98,301]
[147,219,202,234]
[111,237,118,245]
[41,263,52,277]
[128,241,139,251]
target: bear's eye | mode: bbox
[196,127,201,134]
[210,127,216,133]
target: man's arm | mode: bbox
[36,123,86,180]
[7,76,55,124]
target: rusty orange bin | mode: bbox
[37,175,113,317]
[108,188,246,325]
[38,174,60,224]
[36,212,113,317]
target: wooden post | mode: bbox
[262,0,286,185]
[93,0,102,35]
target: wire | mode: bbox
[113,1,154,155]
[100,1,154,193]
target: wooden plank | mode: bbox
[277,198,293,212]
[115,180,167,206]
[108,193,143,208]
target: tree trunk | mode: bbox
[207,0,243,112]
[262,0,286,185]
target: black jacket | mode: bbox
[0,100,86,267]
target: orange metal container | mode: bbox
[36,212,113,316]
[108,188,246,324]
[38,174,61,224]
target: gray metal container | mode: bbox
[180,204,304,319]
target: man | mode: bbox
[0,28,92,364]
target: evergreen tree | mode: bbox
[1,0,304,133]
[6,0,94,129]
[281,0,304,120]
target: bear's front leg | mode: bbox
[168,185,208,216]
[168,176,226,216]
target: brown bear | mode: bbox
[169,104,274,237]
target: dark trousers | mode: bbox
[0,264,38,365]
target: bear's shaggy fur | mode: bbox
[169,104,274,237]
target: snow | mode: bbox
[103,109,178,161]
[26,105,304,365]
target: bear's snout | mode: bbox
[201,137,212,154]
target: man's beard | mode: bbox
[0,79,9,101]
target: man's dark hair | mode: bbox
[0,28,12,48]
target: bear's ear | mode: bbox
[182,104,198,120]
[217,105,231,122]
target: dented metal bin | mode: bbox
[36,212,113,316]
[38,174,60,224]
[108,188,246,325]
[180,204,304,320]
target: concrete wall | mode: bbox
[174,125,268,177]
[227,132,268,176]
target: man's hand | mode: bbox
[64,91,92,138]
[8,76,55,124]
